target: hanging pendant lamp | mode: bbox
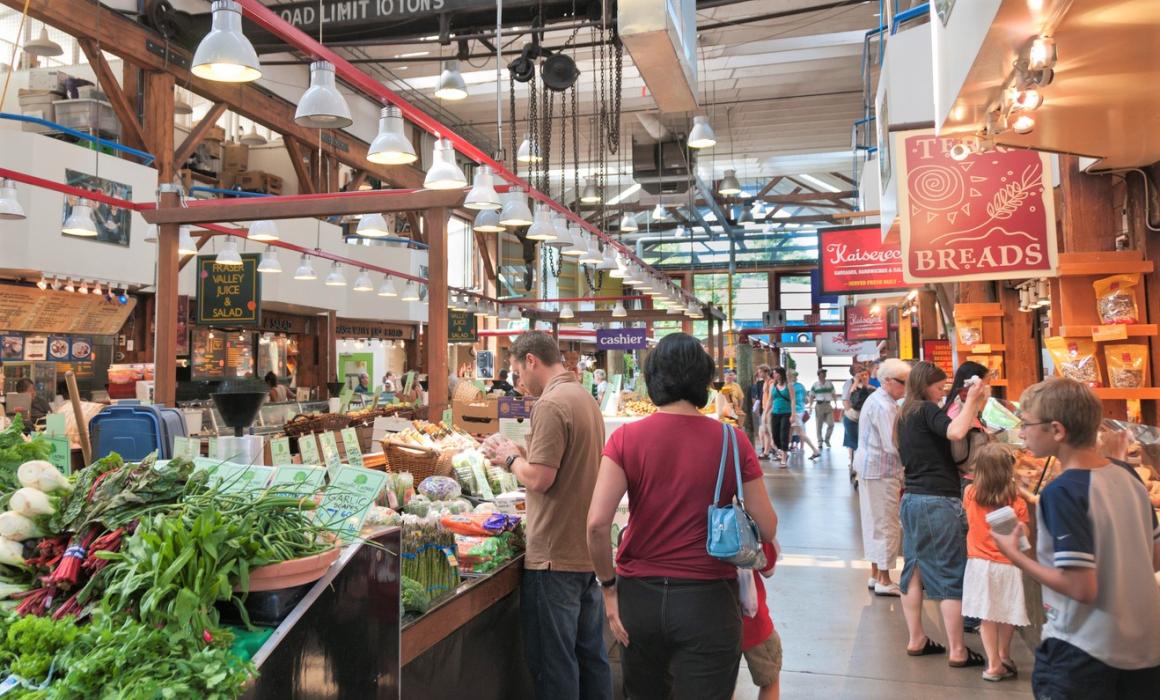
[0,179,26,220]
[24,27,62,58]
[293,254,317,280]
[718,169,742,196]
[435,60,468,100]
[248,219,279,242]
[610,255,628,279]
[580,239,604,265]
[612,301,628,318]
[378,276,399,297]
[353,269,374,292]
[423,138,467,190]
[580,179,601,204]
[239,125,267,146]
[61,199,97,237]
[498,187,533,226]
[464,165,501,210]
[367,106,417,164]
[192,1,262,83]
[687,116,717,149]
[257,247,282,273]
[525,204,558,242]
[598,246,619,271]
[400,281,421,302]
[295,61,353,129]
[174,89,194,116]
[356,212,390,237]
[558,304,575,320]
[546,215,571,247]
[516,135,542,163]
[562,228,588,257]
[215,239,244,266]
[473,209,505,233]
[324,261,347,286]
[619,212,637,232]
[178,226,198,256]
[651,203,667,221]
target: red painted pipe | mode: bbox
[497,295,648,304]
[0,167,151,211]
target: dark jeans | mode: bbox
[618,576,741,700]
[1033,638,1160,700]
[521,569,613,700]
[771,412,791,452]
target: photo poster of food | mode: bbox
[63,170,132,247]
[1,335,24,361]
[47,336,71,361]
[895,129,1058,284]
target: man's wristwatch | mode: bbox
[504,454,518,470]
[597,575,617,588]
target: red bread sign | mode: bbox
[896,130,1058,283]
[818,225,907,295]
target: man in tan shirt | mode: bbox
[482,331,611,700]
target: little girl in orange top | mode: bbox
[962,444,1031,682]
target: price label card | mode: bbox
[269,437,293,466]
[207,437,218,459]
[971,344,992,354]
[318,431,343,478]
[173,436,199,460]
[340,428,364,469]
[315,466,389,540]
[206,464,274,495]
[403,370,416,395]
[298,434,321,465]
[1093,325,1129,342]
[48,435,71,475]
[371,389,382,409]
[269,465,327,497]
[339,384,355,413]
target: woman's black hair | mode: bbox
[263,371,278,388]
[773,366,787,384]
[644,333,714,407]
[942,360,989,414]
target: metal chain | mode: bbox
[546,239,560,277]
[529,72,539,192]
[582,264,603,294]
[571,84,580,212]
[610,34,623,154]
[509,73,519,175]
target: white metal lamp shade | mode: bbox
[473,300,488,318]
[61,199,97,237]
[562,228,587,256]
[174,92,194,116]
[675,224,688,237]
[293,254,317,280]
[178,226,198,256]
[580,179,601,204]
[718,169,742,195]
[610,255,629,279]
[192,1,261,83]
[687,116,717,149]
[580,239,604,265]
[525,204,558,241]
[378,276,399,297]
[144,225,158,243]
[612,301,627,318]
[295,61,353,129]
[356,212,390,237]
[353,269,374,291]
[686,302,702,318]
[599,246,619,270]
[423,138,467,190]
[25,27,63,58]
[257,247,281,273]
[473,209,505,233]
[216,239,244,266]
[239,125,267,146]
[499,187,534,226]
[618,212,638,232]
[651,203,666,221]
[546,215,571,247]
[400,281,421,301]
[558,304,575,320]
[248,219,280,242]
[368,106,417,165]
[507,306,523,321]
[435,60,468,100]
[464,165,501,210]
[0,179,26,220]
[324,261,347,286]
[516,135,542,163]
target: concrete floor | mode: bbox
[738,445,1036,699]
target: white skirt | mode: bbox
[962,558,1030,626]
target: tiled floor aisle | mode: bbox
[736,445,1035,699]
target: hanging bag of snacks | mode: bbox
[957,318,985,346]
[1045,336,1103,387]
[1093,274,1141,325]
[1104,345,1149,388]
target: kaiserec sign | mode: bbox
[896,130,1058,283]
[818,225,907,295]
[196,254,261,327]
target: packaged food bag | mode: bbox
[957,318,985,346]
[1093,274,1141,325]
[1105,345,1148,388]
[1046,337,1103,387]
[967,355,1004,381]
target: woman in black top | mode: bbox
[895,361,988,667]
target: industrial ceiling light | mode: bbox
[76,281,89,295]
[498,187,534,226]
[1011,113,1036,134]
[400,280,421,301]
[239,125,267,146]
[143,226,158,243]
[558,304,575,320]
[464,165,501,210]
[738,207,754,224]
[1028,36,1057,71]
[562,228,588,257]
[612,301,627,318]
[0,179,26,220]
[378,276,399,297]
[473,300,488,318]
[610,255,629,279]
[516,135,542,163]
[36,276,47,291]
[619,212,638,232]
[63,279,75,293]
[324,261,348,286]
[507,306,523,321]
[353,268,374,292]
[24,26,62,58]
[526,204,558,242]
[580,239,604,265]
[356,212,390,237]
[423,137,467,189]
[485,302,499,320]
[248,219,279,242]
[675,224,688,237]
[685,302,701,318]
[718,169,742,196]
[599,246,619,271]
[580,179,601,204]
[61,199,97,237]
[178,227,198,256]
[174,89,193,116]
[257,246,281,273]
[434,60,468,100]
[687,115,717,149]
[368,106,418,164]
[546,215,571,247]
[651,203,667,221]
[293,254,317,280]
[473,209,505,233]
[295,61,353,129]
[216,239,244,266]
[451,294,467,311]
[192,1,261,83]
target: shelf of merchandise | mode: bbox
[956,344,1007,354]
[1092,388,1160,401]
[1058,325,1159,338]
[953,303,1006,393]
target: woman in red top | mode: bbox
[587,333,778,700]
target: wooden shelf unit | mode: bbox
[953,303,1007,388]
[1058,324,1159,338]
[1092,388,1160,401]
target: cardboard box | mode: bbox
[28,68,65,92]
[222,143,249,172]
[194,121,226,143]
[453,396,499,437]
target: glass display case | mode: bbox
[178,399,330,436]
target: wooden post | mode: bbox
[1058,155,1119,253]
[917,290,940,341]
[318,311,337,396]
[426,208,449,422]
[999,284,1038,400]
[717,318,725,377]
[144,70,177,406]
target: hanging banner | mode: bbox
[818,225,907,295]
[448,310,477,343]
[896,130,1057,283]
[923,339,955,378]
[816,332,880,359]
[845,305,888,341]
[196,254,261,327]
[596,327,647,350]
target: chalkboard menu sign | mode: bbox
[448,310,477,343]
[196,254,261,327]
[0,284,136,335]
[191,327,255,380]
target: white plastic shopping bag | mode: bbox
[738,568,758,618]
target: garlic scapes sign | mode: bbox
[196,254,261,327]
[896,130,1057,283]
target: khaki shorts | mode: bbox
[743,629,783,688]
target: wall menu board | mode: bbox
[191,327,255,380]
[448,310,477,343]
[0,284,136,336]
[196,254,261,327]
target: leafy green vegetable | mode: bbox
[0,416,51,504]
[401,576,430,614]
[0,614,79,683]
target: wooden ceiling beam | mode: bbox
[757,176,784,198]
[829,171,858,186]
[175,102,227,169]
[77,38,147,153]
[283,138,316,195]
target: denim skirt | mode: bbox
[899,493,968,600]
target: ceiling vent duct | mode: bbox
[632,138,691,196]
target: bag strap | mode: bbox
[729,426,745,505]
[713,422,730,506]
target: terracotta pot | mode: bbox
[242,545,342,592]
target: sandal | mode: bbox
[983,667,1015,682]
[906,638,946,657]
[949,648,986,668]
[1001,659,1018,676]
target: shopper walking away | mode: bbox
[991,378,1160,698]
[749,365,772,458]
[960,444,1030,682]
[896,361,988,668]
[742,540,783,700]
[853,358,910,596]
[842,367,874,481]
[787,370,819,461]
[809,369,836,448]
[767,367,793,467]
[717,369,745,426]
[481,331,612,700]
[586,333,778,700]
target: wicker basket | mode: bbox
[453,381,484,403]
[382,440,455,482]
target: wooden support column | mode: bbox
[917,290,940,341]
[144,70,177,405]
[317,311,337,396]
[999,284,1039,400]
[1058,155,1118,253]
[426,208,450,422]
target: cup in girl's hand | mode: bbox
[986,505,1030,551]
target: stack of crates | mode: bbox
[52,98,120,139]
[19,68,67,134]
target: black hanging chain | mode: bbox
[528,72,539,192]
[608,31,623,155]
[546,239,560,278]
[509,73,519,176]
[571,83,580,213]
[582,264,604,294]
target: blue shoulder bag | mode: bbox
[706,424,766,569]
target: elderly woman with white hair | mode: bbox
[853,357,911,596]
